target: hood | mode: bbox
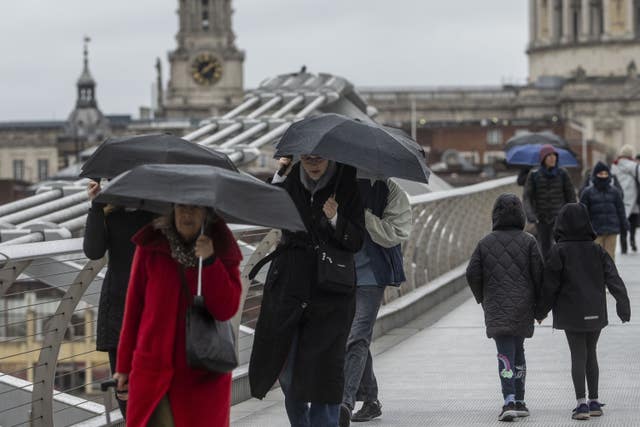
[539,144,558,165]
[553,203,597,242]
[592,161,609,177]
[492,193,525,231]
[592,161,611,189]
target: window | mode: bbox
[487,129,503,145]
[13,159,24,181]
[38,159,49,181]
[201,0,209,30]
[636,0,640,38]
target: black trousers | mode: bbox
[107,349,127,418]
[565,330,601,400]
[620,213,639,251]
[535,222,555,260]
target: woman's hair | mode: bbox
[153,206,218,233]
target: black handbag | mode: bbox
[179,267,238,374]
[315,242,356,294]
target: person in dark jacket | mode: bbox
[466,193,544,422]
[83,180,153,417]
[523,144,576,259]
[249,155,365,427]
[339,178,412,427]
[580,161,628,261]
[536,203,631,420]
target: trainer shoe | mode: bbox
[351,400,382,422]
[572,403,590,420]
[589,400,604,417]
[515,401,530,417]
[498,402,517,422]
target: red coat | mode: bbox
[116,221,242,427]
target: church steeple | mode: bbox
[76,36,97,108]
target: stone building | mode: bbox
[359,0,640,169]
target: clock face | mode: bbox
[191,53,223,85]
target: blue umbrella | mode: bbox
[506,144,578,167]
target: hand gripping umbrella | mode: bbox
[274,113,430,184]
[80,133,237,179]
[94,164,306,232]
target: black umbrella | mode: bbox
[504,131,570,152]
[80,133,237,179]
[274,114,430,183]
[94,164,305,232]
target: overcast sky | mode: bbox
[0,1,528,121]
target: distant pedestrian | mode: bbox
[580,162,628,261]
[83,180,154,418]
[466,194,544,422]
[611,145,640,253]
[339,178,412,427]
[536,203,631,421]
[523,144,576,259]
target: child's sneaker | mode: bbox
[572,403,590,420]
[589,400,604,417]
[515,401,530,417]
[498,402,517,422]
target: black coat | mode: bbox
[466,194,544,338]
[579,178,628,235]
[249,163,365,403]
[83,203,153,351]
[537,203,631,331]
[523,167,576,224]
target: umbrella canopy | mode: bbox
[506,144,579,168]
[94,164,305,232]
[504,131,570,152]
[274,113,430,183]
[80,133,237,179]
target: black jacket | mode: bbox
[249,163,365,403]
[537,203,631,331]
[523,167,576,224]
[83,203,153,351]
[579,163,628,235]
[466,194,544,338]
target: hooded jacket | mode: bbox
[466,194,544,338]
[580,161,628,235]
[537,203,631,331]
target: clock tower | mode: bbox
[160,0,245,119]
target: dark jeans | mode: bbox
[279,332,339,427]
[342,286,385,409]
[565,330,601,400]
[620,213,639,251]
[107,349,127,418]
[493,336,526,401]
[535,222,555,260]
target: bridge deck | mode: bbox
[231,253,640,426]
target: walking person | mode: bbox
[536,203,631,420]
[113,205,243,426]
[580,162,628,261]
[339,178,412,426]
[249,155,365,427]
[611,145,640,253]
[83,180,154,417]
[523,144,576,259]
[466,194,544,422]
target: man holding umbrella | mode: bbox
[523,144,576,258]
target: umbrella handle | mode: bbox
[197,224,204,296]
[332,164,344,198]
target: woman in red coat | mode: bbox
[114,204,242,426]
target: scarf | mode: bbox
[160,225,199,267]
[540,166,559,178]
[300,160,337,195]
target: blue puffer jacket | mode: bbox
[580,162,628,235]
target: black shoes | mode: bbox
[514,401,530,417]
[351,400,382,422]
[339,404,351,427]
[498,402,517,422]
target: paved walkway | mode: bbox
[231,253,640,426]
